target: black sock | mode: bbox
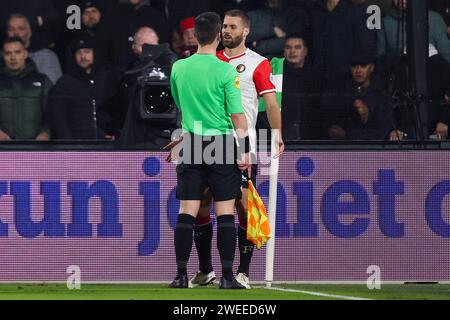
[174,214,195,276]
[194,222,213,274]
[216,215,236,281]
[237,226,254,276]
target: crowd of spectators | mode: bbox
[0,0,448,144]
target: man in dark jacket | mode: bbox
[279,35,318,140]
[64,0,109,71]
[310,0,377,93]
[0,37,52,141]
[258,34,319,140]
[48,38,122,140]
[325,50,405,141]
[102,0,169,70]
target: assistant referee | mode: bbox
[169,12,251,289]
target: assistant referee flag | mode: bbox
[247,180,271,249]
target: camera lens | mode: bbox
[142,85,172,114]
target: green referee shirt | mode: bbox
[170,54,243,136]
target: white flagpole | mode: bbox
[265,130,279,288]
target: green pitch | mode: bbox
[0,283,449,300]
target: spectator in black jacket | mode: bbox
[280,35,318,140]
[53,0,115,68]
[102,0,169,70]
[64,0,109,72]
[310,0,377,93]
[49,38,122,140]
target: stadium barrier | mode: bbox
[0,142,449,282]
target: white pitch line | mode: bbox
[263,286,374,300]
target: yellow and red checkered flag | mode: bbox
[247,180,271,249]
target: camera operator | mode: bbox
[119,27,178,149]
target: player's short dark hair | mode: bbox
[285,33,308,48]
[195,12,222,46]
[3,36,26,48]
[224,9,250,28]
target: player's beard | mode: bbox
[222,34,244,49]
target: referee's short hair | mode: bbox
[195,12,222,46]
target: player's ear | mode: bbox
[243,27,250,37]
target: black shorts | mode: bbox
[176,163,242,201]
[176,133,242,201]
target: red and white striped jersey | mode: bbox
[217,49,276,154]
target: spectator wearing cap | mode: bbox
[48,37,122,140]
[0,37,52,141]
[64,0,108,71]
[178,17,198,58]
[310,0,377,94]
[168,0,220,35]
[325,49,404,140]
[102,0,169,69]
[6,14,62,84]
[168,0,220,55]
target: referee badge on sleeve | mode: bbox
[234,76,241,90]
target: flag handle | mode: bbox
[265,131,279,288]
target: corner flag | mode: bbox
[247,180,271,249]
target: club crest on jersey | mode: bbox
[234,76,241,89]
[236,64,246,73]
